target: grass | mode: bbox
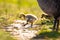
[0,0,60,40]
[38,31,60,38]
[32,31,60,40]
[0,0,43,27]
[0,29,16,40]
[31,24,60,40]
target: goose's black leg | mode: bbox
[53,19,57,31]
[23,22,28,26]
[23,19,29,26]
[31,22,33,28]
[56,20,59,32]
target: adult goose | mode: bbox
[37,0,60,31]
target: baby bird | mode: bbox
[19,14,37,28]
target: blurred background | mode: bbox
[0,0,44,27]
[0,0,59,40]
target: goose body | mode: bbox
[37,0,60,31]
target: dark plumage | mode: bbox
[19,14,37,28]
[37,0,60,31]
[41,14,51,19]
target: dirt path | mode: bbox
[4,20,39,40]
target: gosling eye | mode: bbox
[19,16,21,18]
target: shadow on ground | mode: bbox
[32,31,60,40]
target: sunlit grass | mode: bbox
[32,31,60,40]
[0,29,16,40]
[0,0,58,40]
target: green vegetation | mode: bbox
[0,0,43,27]
[32,31,60,40]
[0,0,60,40]
[0,29,16,40]
[39,31,60,38]
[0,0,43,40]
